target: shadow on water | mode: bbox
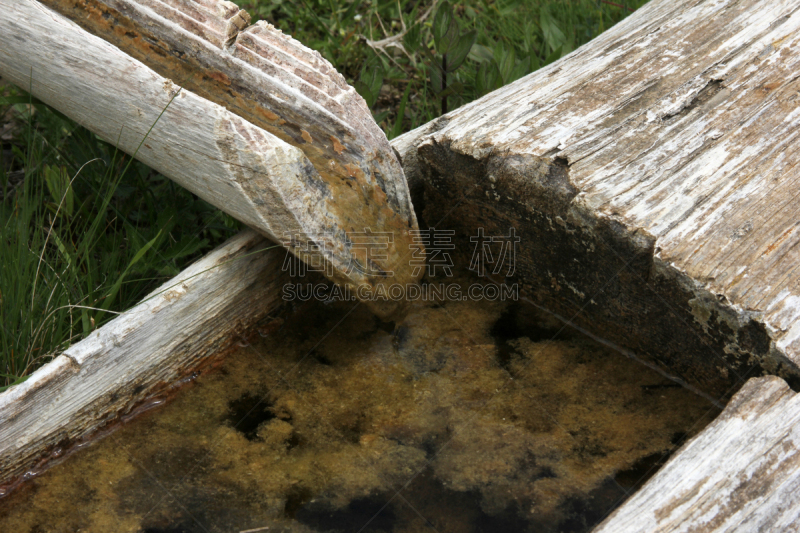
[143,524,203,533]
[297,496,397,532]
[225,392,276,441]
[294,469,533,533]
[490,302,567,371]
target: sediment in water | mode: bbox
[0,276,719,532]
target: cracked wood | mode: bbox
[395,0,800,399]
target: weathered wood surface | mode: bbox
[0,0,421,319]
[0,230,289,493]
[36,0,422,303]
[395,0,800,400]
[596,375,800,532]
[5,0,800,525]
[36,0,412,218]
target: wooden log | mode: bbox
[0,0,421,320]
[394,0,800,400]
[34,0,413,221]
[595,375,800,532]
[6,0,800,527]
[0,229,290,494]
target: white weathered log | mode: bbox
[34,0,423,315]
[596,375,800,532]
[0,229,289,493]
[395,0,800,398]
[0,0,421,320]
[38,0,416,224]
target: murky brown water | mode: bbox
[0,277,720,532]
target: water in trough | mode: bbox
[0,275,720,532]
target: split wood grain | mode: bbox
[32,0,422,312]
[596,375,800,533]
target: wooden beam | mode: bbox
[394,0,800,400]
[0,230,289,494]
[0,0,419,500]
[0,0,421,320]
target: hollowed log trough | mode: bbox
[3,0,800,530]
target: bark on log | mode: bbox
[0,230,289,495]
[596,375,800,532]
[0,0,421,320]
[394,0,800,400]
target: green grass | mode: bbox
[0,0,644,390]
[0,92,240,390]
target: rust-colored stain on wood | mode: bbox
[207,70,231,85]
[330,135,345,154]
[762,226,796,256]
[259,107,280,122]
[301,129,313,143]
